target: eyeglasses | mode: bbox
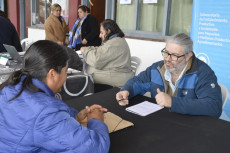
[161,48,186,61]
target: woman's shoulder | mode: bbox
[21,91,69,115]
[45,15,53,24]
[84,14,98,23]
[45,14,57,24]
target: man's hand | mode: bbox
[65,36,69,45]
[155,88,172,108]
[80,47,86,53]
[57,41,64,46]
[82,38,88,45]
[116,90,129,106]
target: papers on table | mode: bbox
[126,101,163,116]
[67,68,81,74]
[0,56,8,65]
[18,51,26,57]
[76,50,83,59]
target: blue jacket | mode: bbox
[121,56,222,117]
[0,77,110,152]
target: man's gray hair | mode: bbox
[166,33,193,54]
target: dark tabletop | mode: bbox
[65,88,230,153]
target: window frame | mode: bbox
[105,0,179,40]
[31,0,69,28]
[31,0,50,28]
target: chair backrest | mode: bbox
[218,82,229,108]
[131,56,141,75]
[21,38,33,50]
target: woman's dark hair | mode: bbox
[78,5,90,13]
[0,40,69,101]
[100,19,125,42]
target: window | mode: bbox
[0,0,7,13]
[31,0,69,27]
[168,0,193,36]
[0,0,4,11]
[116,1,135,30]
[106,0,193,40]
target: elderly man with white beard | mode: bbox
[116,33,222,118]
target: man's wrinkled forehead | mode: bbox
[165,42,184,55]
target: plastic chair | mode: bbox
[131,56,141,75]
[218,83,229,108]
[21,38,33,50]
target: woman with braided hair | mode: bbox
[0,40,110,152]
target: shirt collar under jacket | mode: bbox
[164,63,188,95]
[109,33,119,40]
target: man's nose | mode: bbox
[165,54,171,61]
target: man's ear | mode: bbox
[107,29,111,34]
[186,52,193,62]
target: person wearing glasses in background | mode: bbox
[116,33,222,118]
[45,3,69,46]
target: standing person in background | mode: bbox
[0,11,22,53]
[0,40,110,152]
[80,19,134,90]
[68,5,101,51]
[45,3,83,70]
[45,3,69,46]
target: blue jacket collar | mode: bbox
[109,33,119,40]
[20,76,55,97]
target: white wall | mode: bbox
[28,28,45,42]
[126,38,165,75]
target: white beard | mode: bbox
[165,58,187,75]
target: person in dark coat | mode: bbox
[68,5,101,50]
[0,15,22,53]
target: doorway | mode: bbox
[88,0,106,25]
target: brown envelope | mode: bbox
[104,112,134,133]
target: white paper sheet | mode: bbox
[0,57,8,65]
[143,0,158,4]
[120,0,132,5]
[126,101,163,116]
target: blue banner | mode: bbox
[190,0,230,121]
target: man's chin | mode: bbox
[165,65,173,71]
[166,67,177,73]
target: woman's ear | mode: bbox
[47,69,56,79]
[45,69,57,91]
